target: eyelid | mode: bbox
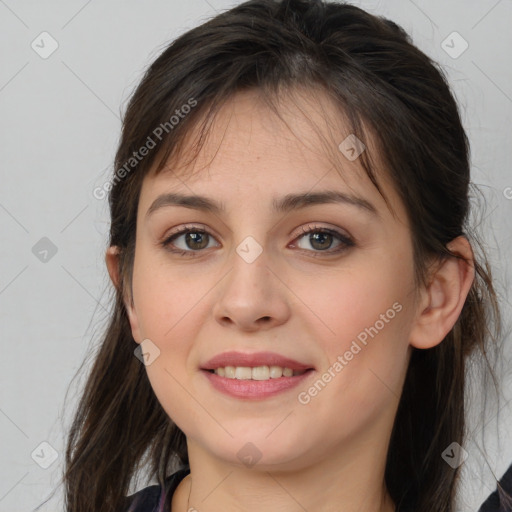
[291,223,353,242]
[162,223,212,240]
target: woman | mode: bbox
[60,1,512,511]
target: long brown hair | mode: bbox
[53,1,506,510]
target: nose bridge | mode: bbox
[212,232,290,329]
[225,233,272,300]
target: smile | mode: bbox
[202,367,315,399]
[207,365,309,380]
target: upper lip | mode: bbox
[201,351,314,371]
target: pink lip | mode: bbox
[200,351,314,371]
[201,368,315,400]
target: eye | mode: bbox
[291,224,354,255]
[161,225,219,256]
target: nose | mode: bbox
[212,242,291,332]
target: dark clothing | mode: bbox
[123,467,190,512]
[479,463,512,512]
[123,463,512,511]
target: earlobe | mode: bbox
[105,246,142,344]
[409,236,475,350]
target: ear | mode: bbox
[409,236,475,349]
[105,246,142,344]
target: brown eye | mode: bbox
[181,231,210,250]
[161,226,219,255]
[308,231,334,250]
[292,225,354,255]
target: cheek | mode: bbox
[297,261,411,353]
[130,253,204,404]
[131,261,211,431]
[131,246,210,342]
[294,258,413,417]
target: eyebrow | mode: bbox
[145,190,378,218]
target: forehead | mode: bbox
[139,88,405,222]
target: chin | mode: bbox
[209,432,307,470]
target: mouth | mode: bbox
[201,351,314,374]
[200,351,315,398]
[201,366,315,399]
[204,366,311,380]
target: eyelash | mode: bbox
[160,223,355,258]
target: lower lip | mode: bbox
[201,369,315,399]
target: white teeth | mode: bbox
[235,367,252,380]
[251,366,269,380]
[282,367,293,377]
[212,365,306,380]
[224,366,236,378]
[269,365,283,378]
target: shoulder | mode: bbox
[396,463,512,512]
[479,462,512,512]
[123,466,191,512]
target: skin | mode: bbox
[106,89,474,512]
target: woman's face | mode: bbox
[124,89,418,471]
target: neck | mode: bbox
[172,438,395,512]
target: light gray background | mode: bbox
[0,1,511,511]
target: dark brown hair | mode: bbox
[52,1,506,511]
